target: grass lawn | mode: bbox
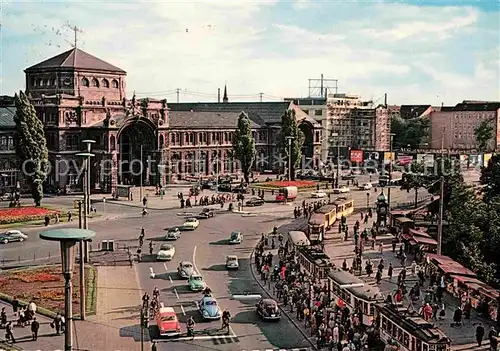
[251,180,320,190]
[0,265,97,318]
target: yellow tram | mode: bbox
[327,268,383,325]
[308,198,354,241]
[375,303,451,351]
[332,197,354,220]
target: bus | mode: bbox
[308,205,337,242]
[375,303,451,351]
[327,268,383,325]
[332,197,354,220]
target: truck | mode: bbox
[275,186,298,202]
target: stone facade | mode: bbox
[0,48,321,194]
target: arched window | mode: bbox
[102,79,109,88]
[91,78,99,87]
[111,79,119,88]
[81,77,89,87]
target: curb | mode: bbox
[248,245,318,351]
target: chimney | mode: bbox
[223,85,228,103]
[218,88,221,103]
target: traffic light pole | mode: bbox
[140,311,144,351]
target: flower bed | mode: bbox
[0,207,61,225]
[0,265,95,316]
[253,180,318,189]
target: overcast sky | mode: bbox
[1,0,499,105]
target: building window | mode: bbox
[91,78,99,88]
[315,110,322,116]
[111,79,119,88]
[81,77,89,87]
[51,78,57,86]
[102,79,109,88]
[66,134,80,150]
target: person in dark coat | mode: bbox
[453,307,462,326]
[31,317,40,340]
[473,322,485,347]
[5,321,15,343]
[11,297,19,315]
[52,313,62,335]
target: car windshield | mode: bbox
[160,315,176,322]
[192,276,202,281]
[183,264,193,269]
[160,245,173,250]
[231,232,240,239]
[186,218,196,222]
[227,257,237,261]
[205,300,217,306]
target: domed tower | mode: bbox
[376,190,389,227]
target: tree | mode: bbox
[400,161,427,208]
[426,156,463,212]
[480,154,500,202]
[391,116,430,149]
[278,109,302,180]
[13,91,49,206]
[232,112,256,184]
[474,119,494,152]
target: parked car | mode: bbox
[183,218,200,230]
[256,298,281,320]
[198,295,221,320]
[311,190,327,198]
[341,174,355,180]
[0,230,28,244]
[187,274,206,291]
[0,193,13,201]
[198,208,215,219]
[217,183,232,192]
[245,197,264,207]
[201,181,215,190]
[333,186,350,194]
[232,185,248,194]
[226,255,239,270]
[359,183,372,190]
[177,261,194,278]
[156,305,181,337]
[229,231,243,244]
[156,244,175,261]
[165,227,182,240]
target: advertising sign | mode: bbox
[459,155,469,169]
[416,154,434,168]
[383,152,395,165]
[397,155,413,166]
[484,153,492,167]
[469,155,482,168]
[350,150,363,163]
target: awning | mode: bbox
[413,236,437,246]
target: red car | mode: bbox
[156,306,181,337]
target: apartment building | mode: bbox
[430,101,500,151]
[325,93,390,161]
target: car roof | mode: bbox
[160,244,173,249]
[159,306,176,314]
[231,231,241,235]
[180,261,193,265]
[191,273,202,277]
[6,230,21,234]
[262,298,277,305]
[201,296,216,302]
[226,255,238,259]
[186,217,197,220]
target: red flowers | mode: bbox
[266,180,317,188]
[0,207,60,225]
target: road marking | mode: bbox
[174,288,179,299]
[180,305,186,316]
[169,276,173,283]
[163,262,168,271]
[228,326,237,338]
[193,245,199,274]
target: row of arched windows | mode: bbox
[81,77,119,89]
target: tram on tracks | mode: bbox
[327,268,384,325]
[308,198,355,241]
[374,303,451,351]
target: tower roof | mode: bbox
[25,48,126,74]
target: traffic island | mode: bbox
[0,264,97,319]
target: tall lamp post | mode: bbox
[215,140,220,194]
[75,146,94,321]
[387,133,395,209]
[330,133,340,188]
[285,136,294,181]
[366,192,370,210]
[39,228,96,351]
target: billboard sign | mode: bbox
[383,152,395,165]
[350,150,363,163]
[397,155,413,166]
[469,154,483,168]
[484,153,492,167]
[416,154,434,168]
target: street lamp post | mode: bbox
[75,148,94,321]
[387,133,395,209]
[285,136,294,181]
[215,141,220,194]
[330,133,340,188]
[366,192,370,210]
[140,144,144,202]
[39,228,96,351]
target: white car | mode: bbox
[311,190,327,198]
[359,183,372,190]
[229,231,243,244]
[183,218,200,230]
[165,227,182,240]
[157,244,175,261]
[226,255,239,270]
[333,186,350,194]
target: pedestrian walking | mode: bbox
[52,313,63,335]
[11,296,19,316]
[475,322,485,346]
[67,211,72,221]
[5,321,15,343]
[31,317,40,340]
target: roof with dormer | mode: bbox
[25,48,126,74]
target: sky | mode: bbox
[1,0,499,105]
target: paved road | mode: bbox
[135,212,314,351]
